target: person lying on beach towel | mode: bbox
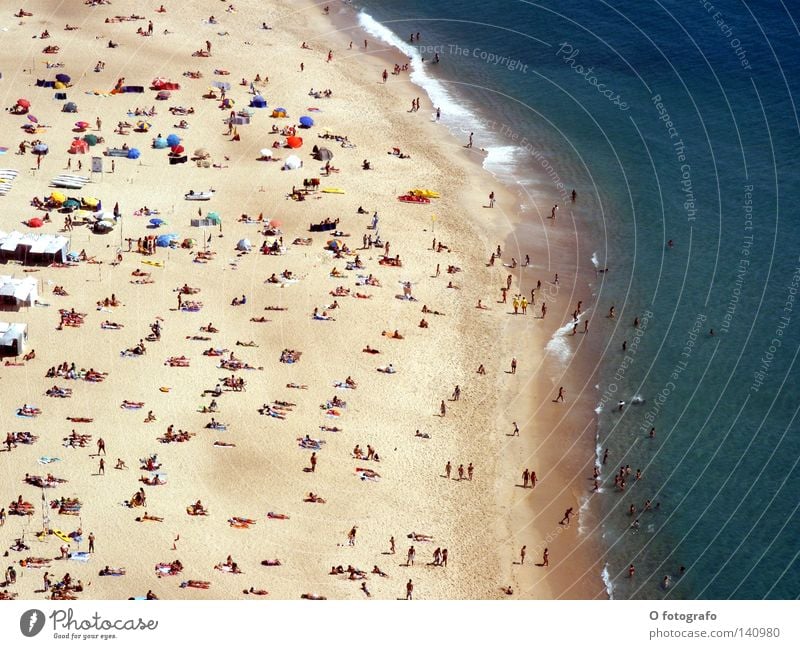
[333,376,357,389]
[287,383,308,389]
[244,587,269,595]
[46,386,72,398]
[304,492,326,503]
[267,512,289,520]
[382,330,404,339]
[261,559,282,567]
[99,566,126,576]
[139,474,166,486]
[121,400,144,409]
[181,580,211,589]
[165,356,190,367]
[377,364,396,374]
[186,500,208,516]
[101,321,124,329]
[135,512,164,522]
[155,560,183,576]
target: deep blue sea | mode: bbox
[350,0,800,599]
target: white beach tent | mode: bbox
[0,275,39,310]
[0,321,27,355]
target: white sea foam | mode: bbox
[601,563,614,599]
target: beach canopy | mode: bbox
[236,238,252,251]
[55,73,71,84]
[283,155,302,170]
[156,233,178,247]
[149,218,165,226]
[207,212,221,224]
[314,147,333,161]
[153,137,168,149]
[127,148,141,159]
[286,136,303,149]
[250,95,267,108]
[258,148,273,159]
[16,98,30,109]
[69,139,88,154]
[166,134,181,147]
[299,116,314,128]
[62,101,77,113]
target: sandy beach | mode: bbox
[0,0,602,600]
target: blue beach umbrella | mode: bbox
[299,116,314,128]
[149,218,164,227]
[166,134,181,147]
[153,137,168,149]
[127,148,141,159]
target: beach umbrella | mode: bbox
[151,77,167,88]
[16,98,30,109]
[236,238,252,251]
[127,148,141,159]
[64,198,80,208]
[258,148,273,159]
[170,144,185,154]
[149,218,165,227]
[153,137,168,149]
[83,134,98,146]
[286,136,303,149]
[82,197,99,208]
[75,121,89,130]
[136,121,151,132]
[268,219,282,228]
[50,191,66,203]
[156,233,177,247]
[32,143,49,154]
[212,81,231,91]
[166,134,181,147]
[283,155,302,170]
[250,95,267,108]
[27,114,38,123]
[55,73,71,84]
[28,217,44,228]
[183,238,196,248]
[315,147,333,161]
[207,212,221,224]
[193,147,208,158]
[62,101,78,113]
[275,107,287,113]
[299,116,314,128]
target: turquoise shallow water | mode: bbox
[351,0,800,598]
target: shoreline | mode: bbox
[319,1,606,598]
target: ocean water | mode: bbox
[352,0,800,599]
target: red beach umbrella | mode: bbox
[28,217,44,228]
[286,136,303,149]
[16,98,31,109]
[170,145,185,154]
[75,121,90,130]
[268,219,282,228]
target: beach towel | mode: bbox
[70,552,90,563]
[38,456,61,464]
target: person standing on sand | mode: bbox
[520,545,526,564]
[98,458,105,475]
[530,471,537,487]
[467,463,474,480]
[489,191,495,207]
[348,526,357,546]
[382,69,388,83]
[556,386,565,402]
[440,400,446,417]
[541,303,547,318]
[513,296,519,315]
[512,421,519,436]
[467,132,473,148]
[97,437,106,455]
[406,545,415,566]
[501,287,508,303]
[584,319,589,333]
[436,107,441,121]
[522,468,529,487]
[542,548,549,566]
[511,357,517,374]
[406,579,413,599]
[457,464,465,480]
[309,452,317,472]
[452,385,461,401]
[389,536,396,554]
[560,507,574,525]
[441,549,448,566]
[445,461,452,479]
[88,532,95,553]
